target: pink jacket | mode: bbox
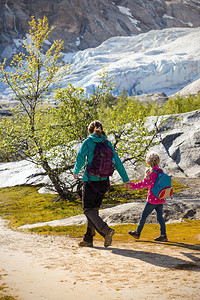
[130,165,166,204]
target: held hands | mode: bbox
[124,181,131,190]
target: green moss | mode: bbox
[103,183,147,207]
[112,220,200,245]
[0,185,82,227]
[29,224,87,237]
[0,178,188,229]
[171,178,188,194]
[0,296,16,300]
[28,220,200,247]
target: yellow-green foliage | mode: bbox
[0,297,16,300]
[111,220,200,245]
[0,184,147,227]
[161,93,200,115]
[29,224,87,237]
[0,186,82,227]
[0,181,199,246]
[0,292,16,300]
[171,178,187,193]
[133,93,200,116]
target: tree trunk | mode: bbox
[41,159,72,200]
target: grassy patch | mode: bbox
[103,178,185,207]
[0,179,186,228]
[29,224,87,237]
[0,185,82,227]
[29,220,200,247]
[0,297,16,300]
[0,184,147,228]
[112,220,200,245]
[0,180,198,247]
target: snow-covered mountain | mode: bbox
[61,27,200,97]
[0,27,200,106]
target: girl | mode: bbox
[128,152,168,242]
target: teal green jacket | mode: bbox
[73,134,129,182]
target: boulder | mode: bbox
[160,110,200,178]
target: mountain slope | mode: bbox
[0,0,200,61]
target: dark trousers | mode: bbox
[82,181,109,243]
[137,202,166,236]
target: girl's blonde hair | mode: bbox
[145,152,160,178]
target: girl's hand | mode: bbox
[145,168,151,180]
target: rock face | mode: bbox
[174,77,200,97]
[135,93,169,106]
[0,0,200,61]
[159,110,200,178]
[116,109,200,182]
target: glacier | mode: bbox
[0,27,200,100]
[61,27,200,97]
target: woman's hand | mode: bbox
[124,181,131,189]
[73,173,79,180]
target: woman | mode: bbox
[73,120,130,247]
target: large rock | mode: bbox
[121,109,200,181]
[160,110,200,178]
[0,0,200,60]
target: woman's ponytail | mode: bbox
[88,120,105,136]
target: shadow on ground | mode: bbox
[94,241,200,271]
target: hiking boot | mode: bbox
[104,228,115,247]
[78,240,93,247]
[154,235,168,242]
[128,230,140,239]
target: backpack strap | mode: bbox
[153,168,163,175]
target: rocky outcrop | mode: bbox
[114,109,200,182]
[135,92,169,106]
[159,110,200,178]
[0,0,200,61]
[174,77,200,97]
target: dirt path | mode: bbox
[0,218,200,300]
